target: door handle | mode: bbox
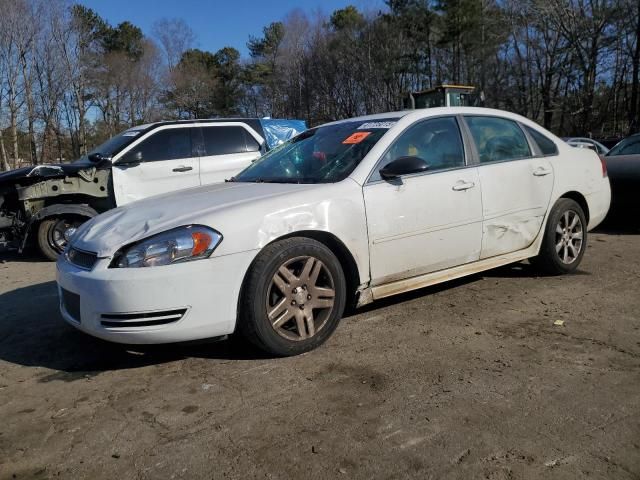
[172,166,193,172]
[533,167,552,176]
[452,181,475,191]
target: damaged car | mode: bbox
[57,107,611,355]
[0,118,306,260]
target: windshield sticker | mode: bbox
[358,121,396,130]
[343,132,371,144]
[122,131,141,137]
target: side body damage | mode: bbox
[0,163,113,254]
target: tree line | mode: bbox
[0,0,636,170]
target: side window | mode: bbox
[201,126,249,156]
[466,116,531,163]
[244,129,261,152]
[372,117,465,181]
[122,128,192,162]
[524,126,558,156]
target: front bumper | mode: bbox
[56,249,257,344]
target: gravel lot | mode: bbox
[1,229,639,480]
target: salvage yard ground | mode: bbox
[1,229,639,479]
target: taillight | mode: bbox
[599,155,608,177]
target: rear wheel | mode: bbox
[238,237,346,356]
[530,198,587,275]
[37,216,84,261]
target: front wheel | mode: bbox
[238,237,347,356]
[530,198,587,275]
[36,216,85,261]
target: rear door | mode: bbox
[112,126,200,205]
[198,124,263,185]
[463,115,554,259]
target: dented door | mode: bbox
[477,159,554,258]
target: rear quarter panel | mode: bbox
[547,145,610,230]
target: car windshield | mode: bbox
[74,127,148,163]
[233,120,395,183]
[608,136,640,156]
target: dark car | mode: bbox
[603,133,640,223]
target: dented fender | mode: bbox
[70,179,372,285]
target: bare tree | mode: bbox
[152,18,195,71]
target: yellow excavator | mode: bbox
[404,84,484,109]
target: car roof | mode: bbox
[320,107,552,131]
[126,118,267,136]
[132,118,269,127]
[320,111,410,127]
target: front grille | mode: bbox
[66,247,98,270]
[100,308,187,329]
[61,288,81,323]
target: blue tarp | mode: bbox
[260,119,307,149]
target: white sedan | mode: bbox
[57,107,611,356]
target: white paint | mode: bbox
[478,157,553,258]
[112,122,264,206]
[58,107,611,345]
[364,168,483,284]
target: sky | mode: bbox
[79,0,386,57]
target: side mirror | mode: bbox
[87,152,112,165]
[115,151,142,167]
[379,156,429,180]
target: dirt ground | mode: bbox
[0,228,639,480]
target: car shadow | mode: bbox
[0,259,592,374]
[0,281,269,376]
[0,249,48,263]
[594,214,640,235]
[593,224,640,235]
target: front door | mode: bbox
[363,116,484,286]
[463,115,554,259]
[112,126,200,206]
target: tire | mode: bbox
[36,216,84,261]
[530,198,587,275]
[238,237,347,356]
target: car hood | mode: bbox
[0,162,103,186]
[71,181,322,257]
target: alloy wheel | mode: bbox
[266,255,336,341]
[555,210,583,264]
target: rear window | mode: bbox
[465,116,531,163]
[525,126,558,156]
[201,126,250,156]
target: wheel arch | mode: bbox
[558,191,590,223]
[273,231,362,305]
[237,230,363,320]
[21,203,98,251]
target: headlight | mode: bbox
[111,225,222,268]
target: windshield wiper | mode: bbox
[234,177,320,184]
